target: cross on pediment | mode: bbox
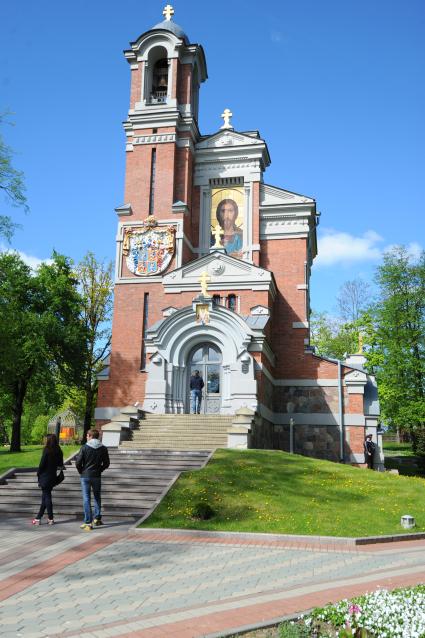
[163,4,174,21]
[220,108,233,130]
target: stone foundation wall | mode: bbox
[293,424,341,462]
[274,385,348,414]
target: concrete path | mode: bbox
[1,517,425,638]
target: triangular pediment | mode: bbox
[260,183,315,206]
[196,129,265,150]
[163,251,276,296]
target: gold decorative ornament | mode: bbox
[196,304,210,325]
[212,222,223,248]
[199,270,211,297]
[162,4,174,21]
[220,108,233,129]
[357,332,364,354]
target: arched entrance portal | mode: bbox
[187,344,221,414]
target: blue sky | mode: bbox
[1,0,424,314]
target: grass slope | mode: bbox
[142,449,425,537]
[0,445,80,475]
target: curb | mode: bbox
[202,611,306,638]
[132,526,425,546]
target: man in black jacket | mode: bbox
[75,429,110,530]
[364,434,376,470]
[190,370,204,414]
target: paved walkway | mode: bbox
[1,517,425,638]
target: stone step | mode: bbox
[0,503,149,518]
[0,490,159,504]
[0,483,168,494]
[121,443,224,450]
[0,448,208,519]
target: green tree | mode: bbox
[310,311,359,359]
[0,114,28,242]
[367,246,425,440]
[0,252,85,452]
[75,252,113,439]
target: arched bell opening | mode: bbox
[145,46,169,104]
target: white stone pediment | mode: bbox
[163,251,276,296]
[250,305,270,316]
[260,184,315,206]
[197,130,265,150]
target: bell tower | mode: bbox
[121,5,207,240]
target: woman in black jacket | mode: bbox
[32,434,64,526]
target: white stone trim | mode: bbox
[94,407,122,420]
[297,284,308,290]
[133,133,176,145]
[142,305,260,414]
[257,403,365,426]
[293,321,309,328]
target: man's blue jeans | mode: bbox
[190,389,202,414]
[80,477,101,524]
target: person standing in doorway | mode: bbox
[32,434,64,526]
[75,429,110,530]
[364,434,376,470]
[190,370,204,414]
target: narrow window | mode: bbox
[141,292,149,370]
[149,148,156,215]
[227,294,237,312]
[212,295,221,307]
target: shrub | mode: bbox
[278,621,310,638]
[191,502,215,520]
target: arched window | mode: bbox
[212,295,221,307]
[227,294,237,312]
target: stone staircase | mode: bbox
[0,448,211,521]
[120,413,232,450]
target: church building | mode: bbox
[95,6,381,467]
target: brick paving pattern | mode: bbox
[0,518,424,638]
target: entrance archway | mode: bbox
[188,344,222,414]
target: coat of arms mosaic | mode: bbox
[123,216,176,276]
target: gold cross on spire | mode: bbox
[220,108,233,130]
[199,271,211,297]
[163,4,174,20]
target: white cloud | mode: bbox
[0,246,53,270]
[384,241,423,261]
[316,229,384,267]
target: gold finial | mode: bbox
[220,108,233,130]
[357,332,364,354]
[212,222,223,248]
[199,270,211,297]
[162,4,174,20]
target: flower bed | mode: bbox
[298,585,425,637]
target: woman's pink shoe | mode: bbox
[32,519,41,526]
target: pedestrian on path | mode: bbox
[364,433,376,469]
[190,369,204,414]
[32,433,64,526]
[75,428,110,531]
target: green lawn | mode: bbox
[382,441,415,457]
[142,449,425,537]
[0,445,80,475]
